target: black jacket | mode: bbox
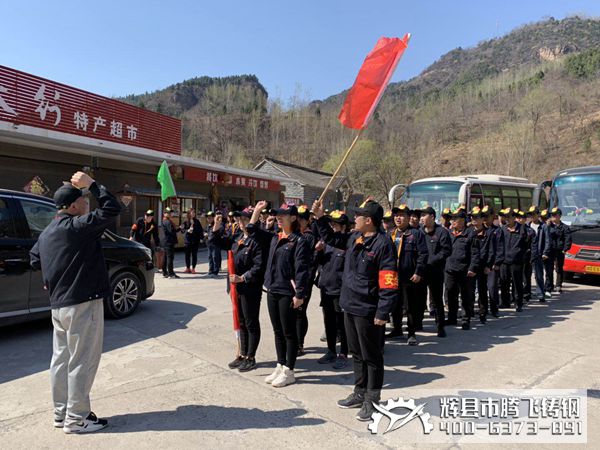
[317,216,398,321]
[30,183,122,309]
[161,218,178,246]
[316,243,346,296]
[389,226,429,283]
[531,222,551,258]
[206,222,224,248]
[547,222,572,254]
[446,227,481,274]
[473,226,493,270]
[489,224,505,267]
[248,224,312,300]
[500,222,528,265]
[130,217,159,248]
[181,218,204,246]
[423,224,452,272]
[210,228,264,295]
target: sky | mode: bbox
[3,0,600,103]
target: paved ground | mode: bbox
[0,249,598,449]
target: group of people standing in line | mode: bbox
[207,198,573,422]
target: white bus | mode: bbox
[388,174,537,215]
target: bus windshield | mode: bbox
[553,174,600,226]
[400,181,462,214]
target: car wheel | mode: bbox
[106,271,142,319]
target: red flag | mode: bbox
[338,34,410,130]
[227,250,240,331]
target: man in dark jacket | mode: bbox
[483,206,504,317]
[206,211,224,276]
[546,207,572,294]
[313,199,398,422]
[161,208,179,278]
[30,171,121,434]
[420,206,452,337]
[499,208,528,312]
[527,206,550,301]
[469,206,494,324]
[386,205,428,345]
[129,209,160,251]
[445,208,480,330]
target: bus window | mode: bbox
[481,184,502,210]
[503,197,519,209]
[518,188,533,210]
[469,183,483,208]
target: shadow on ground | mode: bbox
[0,299,206,384]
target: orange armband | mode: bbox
[378,270,398,290]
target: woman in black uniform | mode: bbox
[210,207,264,372]
[248,201,312,388]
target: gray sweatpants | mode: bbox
[50,299,104,426]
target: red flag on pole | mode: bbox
[227,250,241,332]
[338,34,410,130]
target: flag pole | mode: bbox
[318,129,363,203]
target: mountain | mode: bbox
[120,16,600,203]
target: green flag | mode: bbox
[157,161,177,201]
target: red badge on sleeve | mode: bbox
[378,270,398,290]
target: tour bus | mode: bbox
[538,166,600,277]
[388,174,537,217]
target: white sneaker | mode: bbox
[271,365,295,388]
[53,419,64,429]
[63,412,108,434]
[264,363,283,384]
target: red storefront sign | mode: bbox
[0,65,181,155]
[184,167,280,192]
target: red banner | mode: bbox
[0,65,181,154]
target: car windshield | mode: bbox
[553,174,600,226]
[400,181,462,215]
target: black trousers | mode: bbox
[321,291,348,356]
[162,245,175,276]
[469,269,489,318]
[426,268,445,328]
[500,263,524,307]
[184,243,199,269]
[267,292,298,369]
[446,271,473,324]
[296,292,312,348]
[345,312,385,401]
[555,252,566,289]
[208,244,222,275]
[390,282,420,335]
[238,292,261,358]
[523,257,533,300]
[487,268,500,315]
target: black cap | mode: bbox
[481,205,493,217]
[238,206,254,218]
[145,209,154,216]
[391,204,410,215]
[526,206,540,216]
[451,207,467,219]
[329,210,349,224]
[419,206,436,217]
[469,206,484,218]
[551,207,562,216]
[54,184,84,210]
[441,207,452,218]
[274,203,298,216]
[297,205,311,220]
[355,199,384,223]
[206,211,215,217]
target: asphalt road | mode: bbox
[0,250,598,449]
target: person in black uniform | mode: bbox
[446,208,480,330]
[420,206,452,337]
[161,208,179,278]
[516,210,535,302]
[387,205,428,345]
[315,210,350,369]
[382,210,394,233]
[296,205,317,356]
[129,209,160,253]
[546,208,572,295]
[210,206,264,372]
[483,206,503,317]
[441,208,452,230]
[527,206,550,302]
[469,206,494,324]
[248,201,312,388]
[313,199,398,422]
[499,208,528,312]
[180,208,204,274]
[206,211,224,277]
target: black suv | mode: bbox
[0,189,155,326]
